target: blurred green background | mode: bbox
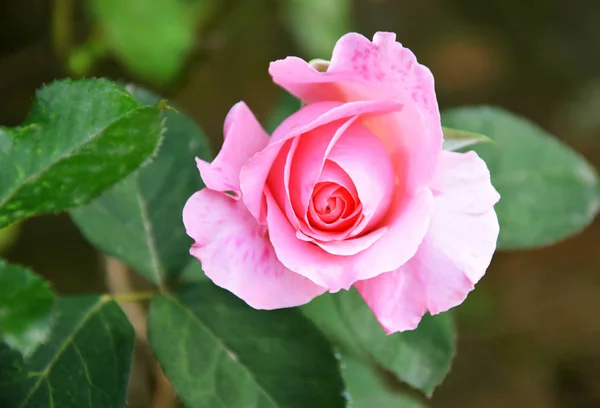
[1,0,599,406]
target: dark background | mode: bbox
[1,0,599,407]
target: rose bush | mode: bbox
[183,32,500,333]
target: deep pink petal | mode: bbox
[265,187,433,292]
[326,120,394,231]
[289,117,357,221]
[197,102,269,196]
[183,189,326,309]
[356,151,500,334]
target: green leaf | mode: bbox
[0,295,135,407]
[148,282,346,408]
[90,0,207,84]
[70,85,212,285]
[283,0,350,59]
[302,289,455,396]
[342,355,426,408]
[442,106,600,249]
[0,78,164,229]
[442,126,493,151]
[178,260,208,283]
[0,261,55,357]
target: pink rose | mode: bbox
[183,32,500,333]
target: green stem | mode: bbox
[102,291,155,304]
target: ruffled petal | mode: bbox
[196,102,269,196]
[269,32,443,190]
[356,150,500,333]
[183,189,326,309]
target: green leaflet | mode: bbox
[0,78,164,229]
[148,282,346,408]
[0,261,55,357]
[303,289,455,396]
[0,296,135,407]
[442,106,600,249]
[70,85,212,284]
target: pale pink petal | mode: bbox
[364,101,439,191]
[268,57,353,105]
[270,32,438,121]
[182,189,326,309]
[265,187,433,292]
[356,151,500,334]
[240,100,402,222]
[313,226,388,256]
[318,160,358,199]
[270,32,442,190]
[330,32,439,119]
[354,266,427,334]
[431,150,501,214]
[197,102,269,196]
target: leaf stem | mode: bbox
[103,291,155,304]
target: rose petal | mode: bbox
[318,160,358,201]
[354,264,427,334]
[270,31,443,190]
[270,32,438,122]
[240,100,403,222]
[431,150,501,214]
[326,119,394,232]
[289,116,357,225]
[197,102,269,196]
[183,189,326,309]
[355,150,500,333]
[313,226,388,256]
[265,187,433,292]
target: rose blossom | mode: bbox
[183,32,500,333]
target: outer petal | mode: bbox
[265,187,433,292]
[356,150,500,333]
[197,102,269,196]
[270,32,442,190]
[270,32,438,120]
[431,150,501,214]
[183,189,326,309]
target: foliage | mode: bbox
[87,0,209,84]
[70,85,212,285]
[0,0,597,403]
[0,71,595,406]
[0,78,165,229]
[0,261,54,357]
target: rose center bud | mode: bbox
[308,181,360,231]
